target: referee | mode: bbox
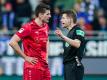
[55,10,85,80]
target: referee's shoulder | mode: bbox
[75,25,85,32]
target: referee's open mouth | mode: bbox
[61,22,65,26]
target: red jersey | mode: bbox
[16,20,49,69]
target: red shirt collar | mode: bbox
[31,19,46,29]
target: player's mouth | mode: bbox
[45,19,49,23]
[62,22,65,25]
[61,23,66,27]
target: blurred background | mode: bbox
[0,0,107,80]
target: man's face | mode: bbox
[60,14,72,28]
[40,10,51,23]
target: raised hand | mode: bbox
[55,28,63,37]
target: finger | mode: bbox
[31,60,36,65]
[31,61,36,64]
[55,30,60,34]
[31,59,38,64]
[55,30,58,33]
[33,57,38,60]
[33,59,38,63]
[30,61,35,65]
[56,27,60,30]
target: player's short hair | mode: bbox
[35,3,50,17]
[61,10,77,23]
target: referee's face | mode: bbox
[61,14,72,28]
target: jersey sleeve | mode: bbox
[16,24,31,39]
[74,28,85,42]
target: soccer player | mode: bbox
[55,10,85,80]
[9,3,51,80]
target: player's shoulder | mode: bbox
[74,25,85,32]
[75,25,83,31]
[74,25,85,37]
[21,21,33,30]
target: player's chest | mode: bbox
[67,30,75,39]
[30,28,48,41]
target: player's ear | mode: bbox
[39,13,44,18]
[68,18,73,25]
[70,18,73,23]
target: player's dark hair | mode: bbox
[61,10,77,23]
[35,3,50,17]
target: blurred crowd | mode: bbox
[0,0,107,33]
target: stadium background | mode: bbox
[0,0,107,80]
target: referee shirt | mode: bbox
[63,25,85,64]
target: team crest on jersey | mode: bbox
[65,42,69,47]
[18,28,24,33]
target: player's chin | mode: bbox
[62,25,66,28]
[63,26,67,28]
[44,20,49,23]
[63,26,68,29]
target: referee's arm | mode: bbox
[61,36,81,48]
[55,30,81,48]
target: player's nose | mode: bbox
[49,14,51,18]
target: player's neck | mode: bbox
[34,18,43,27]
[68,23,76,31]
